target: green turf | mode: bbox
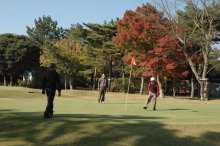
[0,86,220,146]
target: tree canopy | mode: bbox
[0,33,40,85]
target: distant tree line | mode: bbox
[0,0,220,100]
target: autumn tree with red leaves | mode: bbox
[115,4,190,97]
[150,0,220,100]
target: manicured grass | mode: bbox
[0,86,220,145]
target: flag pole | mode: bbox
[125,57,136,112]
[125,63,132,112]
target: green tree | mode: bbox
[82,20,121,90]
[40,38,84,90]
[0,34,40,86]
[66,23,88,43]
[27,15,65,48]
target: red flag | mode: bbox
[131,57,136,65]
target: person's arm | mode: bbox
[42,72,46,94]
[56,73,61,96]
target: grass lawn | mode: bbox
[0,86,220,146]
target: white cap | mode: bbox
[150,77,156,81]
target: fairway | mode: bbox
[0,87,220,146]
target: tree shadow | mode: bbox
[0,110,219,145]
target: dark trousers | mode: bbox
[98,87,106,102]
[145,92,157,110]
[44,88,56,116]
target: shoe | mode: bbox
[143,106,147,110]
[50,111,54,116]
[101,101,104,103]
[153,108,156,111]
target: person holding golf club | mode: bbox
[42,63,61,118]
[97,74,108,103]
[143,77,159,111]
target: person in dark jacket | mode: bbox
[42,63,61,118]
[97,74,108,103]
[143,77,159,111]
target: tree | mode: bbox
[0,34,40,86]
[82,20,121,90]
[40,38,84,90]
[66,23,88,43]
[152,0,220,100]
[144,34,191,97]
[122,50,149,94]
[114,4,173,97]
[27,15,65,48]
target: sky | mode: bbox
[0,0,145,35]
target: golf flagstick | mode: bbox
[125,57,136,112]
[105,87,108,103]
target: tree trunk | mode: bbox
[157,76,164,98]
[65,74,67,90]
[204,81,209,100]
[108,55,112,91]
[183,50,209,100]
[199,81,209,101]
[9,74,13,86]
[93,68,97,90]
[172,78,176,98]
[69,76,73,90]
[191,76,195,98]
[122,65,125,92]
[3,74,7,86]
[140,76,144,94]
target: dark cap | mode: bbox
[49,63,57,69]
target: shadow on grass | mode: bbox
[103,102,142,105]
[158,108,193,112]
[54,114,164,121]
[0,110,220,146]
[168,108,190,111]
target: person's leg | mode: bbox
[44,88,55,117]
[145,92,153,106]
[100,87,105,103]
[44,88,51,117]
[49,90,56,116]
[152,93,157,110]
[98,88,102,103]
[143,92,153,109]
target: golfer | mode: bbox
[143,77,159,111]
[42,63,61,118]
[97,74,108,103]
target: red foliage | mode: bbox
[166,64,176,70]
[146,57,159,68]
[180,71,189,78]
[114,4,169,51]
[193,56,202,64]
[177,27,183,32]
[144,71,154,77]
[154,47,164,55]
[115,4,191,80]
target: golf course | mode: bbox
[0,86,220,146]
